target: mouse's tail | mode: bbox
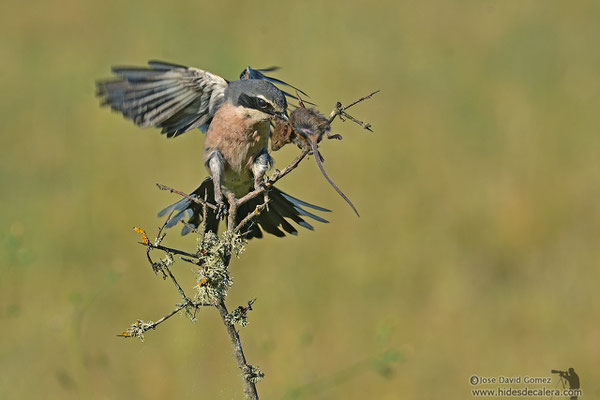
[310,136,360,217]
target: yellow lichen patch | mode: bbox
[198,277,210,287]
[133,227,149,245]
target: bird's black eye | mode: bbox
[256,98,268,108]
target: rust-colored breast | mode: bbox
[204,103,270,174]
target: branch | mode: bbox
[142,242,200,259]
[214,190,261,398]
[117,301,212,340]
[162,258,192,303]
[200,188,209,243]
[117,305,184,339]
[234,201,268,233]
[216,300,260,399]
[328,90,379,131]
[156,183,217,210]
[226,192,239,233]
[236,149,309,207]
[137,224,196,304]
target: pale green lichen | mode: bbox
[119,319,153,342]
[194,231,246,303]
[243,364,265,383]
[225,299,256,327]
[161,252,174,267]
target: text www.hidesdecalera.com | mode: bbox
[469,375,582,398]
[472,387,582,397]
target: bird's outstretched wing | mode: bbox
[96,60,228,137]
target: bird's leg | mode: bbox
[252,150,272,211]
[327,132,343,140]
[205,150,228,219]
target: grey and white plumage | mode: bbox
[97,61,298,137]
[97,60,329,238]
[97,61,227,137]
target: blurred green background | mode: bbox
[2,1,600,398]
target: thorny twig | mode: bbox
[234,201,269,233]
[216,299,260,398]
[156,183,217,210]
[144,242,201,259]
[200,188,209,243]
[129,196,261,398]
[117,307,182,339]
[117,301,212,340]
[235,149,310,209]
[328,90,380,131]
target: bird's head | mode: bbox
[226,79,289,122]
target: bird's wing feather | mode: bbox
[239,66,315,105]
[97,60,228,138]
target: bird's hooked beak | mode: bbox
[277,110,289,122]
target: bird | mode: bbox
[96,60,329,239]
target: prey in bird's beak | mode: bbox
[270,90,379,217]
[277,110,289,122]
[272,105,360,217]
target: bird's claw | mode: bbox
[254,179,269,191]
[268,169,281,184]
[327,133,343,140]
[253,181,270,211]
[215,201,228,220]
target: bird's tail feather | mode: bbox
[157,178,330,239]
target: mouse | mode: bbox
[272,101,359,217]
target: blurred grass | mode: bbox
[2,0,600,398]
